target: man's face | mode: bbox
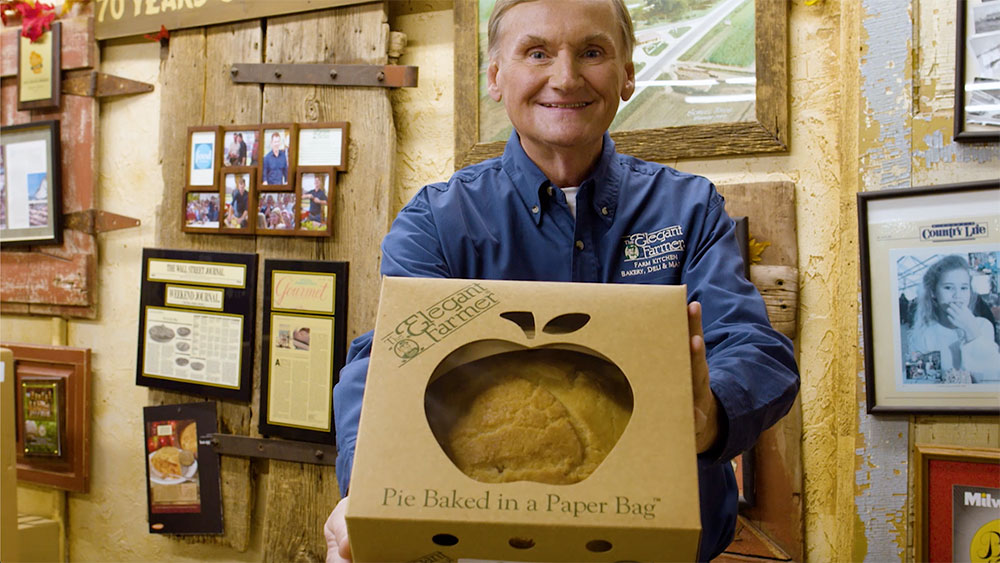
[314,176,324,191]
[271,135,282,153]
[487,0,634,158]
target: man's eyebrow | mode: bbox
[512,32,616,48]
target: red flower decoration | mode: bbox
[144,25,169,42]
[5,1,57,42]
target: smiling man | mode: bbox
[325,1,798,561]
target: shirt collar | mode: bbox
[500,131,621,225]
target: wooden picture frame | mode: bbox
[181,190,222,232]
[954,0,1000,142]
[219,167,256,235]
[259,259,349,443]
[296,167,335,237]
[185,126,221,190]
[17,21,61,111]
[0,120,63,247]
[453,0,788,168]
[914,444,1000,562]
[259,124,297,190]
[858,181,1000,413]
[296,122,349,171]
[1,342,90,493]
[256,189,297,234]
[220,125,262,168]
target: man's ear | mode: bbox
[487,58,502,102]
[621,60,636,102]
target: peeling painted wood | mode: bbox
[0,15,96,77]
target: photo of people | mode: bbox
[261,128,291,186]
[894,249,1000,385]
[223,172,252,230]
[300,172,330,231]
[223,130,259,167]
[185,193,220,229]
[258,192,295,231]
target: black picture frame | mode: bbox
[858,180,1000,413]
[259,259,348,444]
[954,0,1000,142]
[0,120,62,247]
[143,401,223,535]
[136,248,257,402]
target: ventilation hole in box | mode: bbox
[432,533,458,546]
[586,539,612,552]
[508,537,535,549]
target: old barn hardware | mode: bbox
[230,63,418,88]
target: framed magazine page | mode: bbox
[955,0,1000,142]
[0,120,62,247]
[186,126,221,190]
[913,444,1000,562]
[858,181,1000,413]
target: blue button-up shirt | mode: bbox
[334,132,799,560]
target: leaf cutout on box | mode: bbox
[500,311,535,339]
[542,313,590,335]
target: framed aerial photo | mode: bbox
[0,120,62,247]
[858,181,1000,413]
[955,0,1000,142]
[296,122,349,171]
[259,124,296,190]
[259,260,348,443]
[136,248,257,402]
[186,126,221,190]
[454,0,788,167]
[143,401,223,535]
[914,444,1000,562]
[296,168,334,237]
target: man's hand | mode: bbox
[688,301,721,454]
[324,496,351,563]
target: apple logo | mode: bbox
[425,311,634,485]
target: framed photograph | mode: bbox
[182,192,221,232]
[259,259,348,443]
[296,122,349,171]
[0,120,62,247]
[220,168,255,234]
[186,126,221,190]
[955,0,1000,142]
[0,342,91,493]
[297,168,334,236]
[454,0,788,167]
[858,181,1000,413]
[136,248,257,402]
[914,444,1000,562]
[257,191,296,233]
[221,126,261,167]
[143,402,223,534]
[17,21,61,111]
[259,124,297,190]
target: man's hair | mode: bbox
[487,0,635,60]
[271,132,281,140]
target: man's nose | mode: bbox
[549,52,583,90]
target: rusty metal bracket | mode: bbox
[63,209,140,235]
[230,63,418,88]
[62,70,154,99]
[209,433,336,466]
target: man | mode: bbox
[262,132,288,185]
[302,174,329,224]
[229,175,249,228]
[326,0,798,561]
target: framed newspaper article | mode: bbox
[858,181,1000,413]
[259,259,348,444]
[136,248,257,402]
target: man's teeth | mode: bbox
[542,102,587,108]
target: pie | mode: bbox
[180,422,198,455]
[150,446,182,477]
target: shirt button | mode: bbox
[575,240,584,250]
[601,206,609,216]
[547,186,554,196]
[532,205,540,214]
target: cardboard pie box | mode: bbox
[346,277,701,561]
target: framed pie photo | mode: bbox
[955,0,1000,142]
[296,168,334,237]
[297,122,349,171]
[0,120,62,247]
[220,168,255,235]
[221,126,261,168]
[914,444,1000,562]
[259,124,297,190]
[858,180,1000,413]
[186,126,221,191]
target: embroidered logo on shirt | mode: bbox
[620,225,685,278]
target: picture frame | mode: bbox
[0,120,63,247]
[259,259,349,444]
[296,122,349,171]
[954,0,1000,142]
[259,124,297,190]
[136,248,257,402]
[219,168,256,235]
[17,21,61,111]
[181,191,222,232]
[143,401,223,535]
[185,126,221,190]
[453,0,788,168]
[296,167,335,237]
[257,190,297,234]
[858,180,1000,413]
[220,125,262,168]
[19,377,65,457]
[913,444,1000,562]
[0,342,91,493]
